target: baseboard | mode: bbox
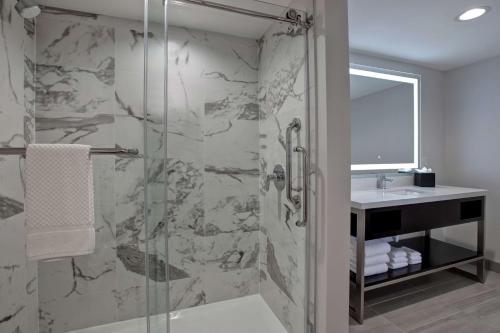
[486,259,500,274]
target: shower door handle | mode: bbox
[294,146,308,227]
[286,118,302,210]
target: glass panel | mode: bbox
[32,3,150,331]
[10,0,169,331]
[145,0,169,332]
[165,1,313,332]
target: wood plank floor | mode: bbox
[349,268,500,332]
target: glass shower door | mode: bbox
[144,0,169,332]
[164,1,315,332]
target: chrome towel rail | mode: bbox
[0,147,139,156]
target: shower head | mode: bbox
[15,0,41,19]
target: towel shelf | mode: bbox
[0,147,139,156]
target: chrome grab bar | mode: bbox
[294,146,308,227]
[286,117,302,209]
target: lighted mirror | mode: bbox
[350,65,420,171]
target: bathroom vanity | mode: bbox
[350,185,487,323]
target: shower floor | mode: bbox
[69,295,287,333]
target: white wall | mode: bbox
[442,55,500,263]
[349,53,446,177]
[315,0,351,332]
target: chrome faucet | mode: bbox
[377,174,393,189]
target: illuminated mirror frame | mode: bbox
[350,64,421,171]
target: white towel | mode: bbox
[388,261,408,270]
[408,254,422,260]
[389,246,407,258]
[351,254,390,267]
[402,246,421,257]
[350,237,391,257]
[409,258,422,265]
[25,144,95,261]
[350,263,388,276]
[389,256,408,264]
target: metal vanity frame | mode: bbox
[350,196,486,324]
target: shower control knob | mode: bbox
[264,164,286,192]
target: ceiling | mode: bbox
[349,0,500,71]
[350,75,404,99]
[38,0,301,39]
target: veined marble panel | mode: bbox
[0,214,34,333]
[24,18,36,145]
[36,14,114,69]
[258,21,308,333]
[0,1,38,332]
[0,0,25,109]
[35,62,115,115]
[166,25,262,311]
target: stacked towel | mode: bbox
[402,246,422,265]
[350,237,391,276]
[350,237,391,257]
[349,262,388,276]
[388,246,409,269]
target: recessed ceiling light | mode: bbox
[457,6,491,21]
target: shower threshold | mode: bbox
[68,294,287,333]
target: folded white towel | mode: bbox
[25,144,95,261]
[351,254,390,267]
[402,246,421,257]
[350,263,388,276]
[388,261,408,269]
[389,246,407,258]
[409,258,422,265]
[351,237,391,257]
[389,256,408,264]
[408,254,422,261]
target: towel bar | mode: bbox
[0,147,140,156]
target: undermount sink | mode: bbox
[385,188,427,196]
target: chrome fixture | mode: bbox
[286,117,309,227]
[169,0,313,29]
[377,174,394,189]
[294,146,308,227]
[264,164,286,192]
[15,0,41,19]
[286,118,302,209]
[0,147,140,157]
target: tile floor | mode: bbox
[349,268,500,332]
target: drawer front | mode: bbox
[352,197,485,240]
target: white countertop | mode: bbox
[352,185,487,210]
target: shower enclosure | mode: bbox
[0,0,316,332]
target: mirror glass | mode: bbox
[350,66,419,171]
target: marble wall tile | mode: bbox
[166,26,262,310]
[0,1,38,332]
[35,62,115,116]
[169,277,206,311]
[24,18,36,145]
[34,10,146,332]
[203,268,259,304]
[0,0,25,109]
[258,21,308,333]
[36,15,114,69]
